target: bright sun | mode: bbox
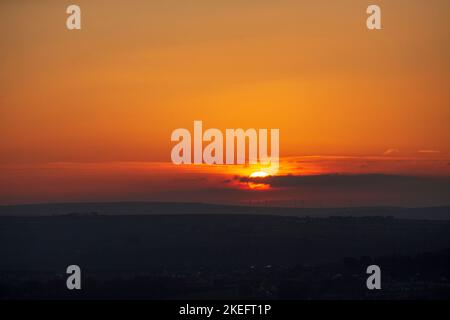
[249,171,269,178]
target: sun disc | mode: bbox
[249,171,269,178]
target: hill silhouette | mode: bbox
[1,201,450,220]
[1,203,450,299]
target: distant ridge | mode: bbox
[0,202,449,220]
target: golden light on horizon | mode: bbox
[249,171,270,178]
[245,171,271,190]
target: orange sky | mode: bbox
[0,1,449,206]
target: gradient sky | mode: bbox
[0,1,449,206]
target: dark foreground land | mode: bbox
[0,203,450,299]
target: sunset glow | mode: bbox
[0,1,449,207]
[249,171,270,178]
